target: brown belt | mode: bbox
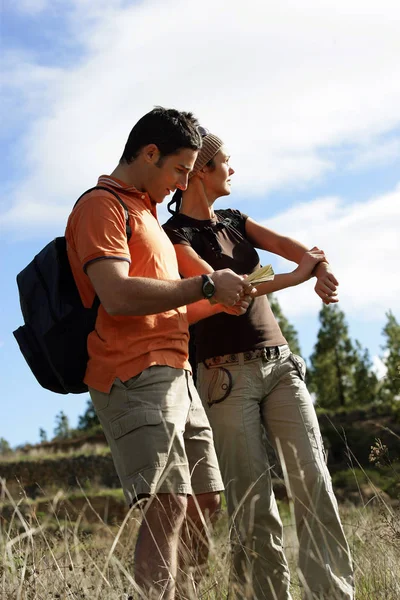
[203,346,283,368]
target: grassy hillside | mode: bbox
[1,402,399,598]
[1,480,399,599]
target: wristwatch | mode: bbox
[201,274,215,299]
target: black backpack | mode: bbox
[13,186,131,395]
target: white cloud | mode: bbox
[13,0,49,14]
[1,0,400,234]
[261,184,400,320]
[349,138,400,170]
[1,50,63,140]
[372,353,388,380]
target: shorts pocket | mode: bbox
[117,371,145,390]
[111,409,165,477]
[90,389,110,411]
[111,409,163,439]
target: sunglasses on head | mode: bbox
[198,126,210,138]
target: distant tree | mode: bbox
[0,437,11,455]
[349,341,378,406]
[308,305,356,408]
[268,294,301,356]
[380,310,400,401]
[53,411,70,440]
[77,399,100,431]
[39,428,48,443]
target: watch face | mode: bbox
[204,281,214,298]
[202,275,215,299]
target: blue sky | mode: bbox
[1,0,400,447]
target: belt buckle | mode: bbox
[272,346,280,360]
[263,346,279,361]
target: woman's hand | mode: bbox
[314,262,339,304]
[293,247,327,284]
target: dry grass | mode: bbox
[1,477,399,600]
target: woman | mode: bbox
[163,129,354,600]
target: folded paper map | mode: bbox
[246,264,275,285]
[209,264,275,304]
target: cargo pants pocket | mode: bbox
[289,353,307,381]
[203,367,233,407]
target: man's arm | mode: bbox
[86,259,249,316]
[170,244,254,320]
[245,218,339,304]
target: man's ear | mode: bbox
[196,168,206,180]
[142,143,160,165]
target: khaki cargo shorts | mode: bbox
[89,366,224,505]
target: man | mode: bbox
[65,107,253,599]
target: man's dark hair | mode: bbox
[120,107,202,164]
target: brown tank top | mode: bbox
[163,209,286,361]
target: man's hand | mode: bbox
[211,269,256,306]
[220,294,253,316]
[314,262,339,304]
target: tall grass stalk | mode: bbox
[1,475,399,599]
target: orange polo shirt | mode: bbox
[65,175,190,393]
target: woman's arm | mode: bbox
[173,243,326,299]
[249,247,327,297]
[186,298,251,324]
[245,217,338,303]
[245,217,310,262]
[174,244,214,277]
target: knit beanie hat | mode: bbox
[189,132,224,178]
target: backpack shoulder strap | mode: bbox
[74,185,132,241]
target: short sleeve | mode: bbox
[229,208,249,221]
[163,218,192,247]
[69,194,131,272]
